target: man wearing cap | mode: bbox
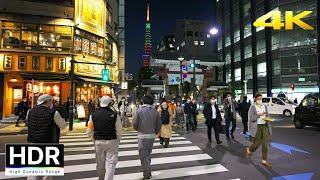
[26,94,67,180]
[86,96,122,180]
[27,94,67,144]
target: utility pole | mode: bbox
[69,55,75,131]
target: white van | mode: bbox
[262,97,296,117]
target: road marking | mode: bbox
[122,133,180,139]
[64,140,193,152]
[74,164,228,180]
[64,146,201,161]
[62,154,213,174]
[61,136,185,143]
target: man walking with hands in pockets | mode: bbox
[133,95,162,180]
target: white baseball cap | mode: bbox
[37,94,53,105]
[100,96,113,107]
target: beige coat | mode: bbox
[157,106,173,138]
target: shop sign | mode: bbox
[76,0,105,36]
[90,42,97,55]
[77,64,103,75]
[82,38,90,53]
[74,36,82,52]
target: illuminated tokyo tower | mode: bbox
[143,0,151,67]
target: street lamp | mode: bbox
[178,56,184,98]
[209,27,219,35]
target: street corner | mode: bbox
[0,124,27,135]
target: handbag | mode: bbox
[218,121,226,134]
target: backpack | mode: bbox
[161,107,170,124]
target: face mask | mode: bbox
[192,101,196,103]
[210,100,216,104]
[23,99,27,102]
[162,104,168,109]
[187,100,191,103]
[171,101,174,104]
[177,103,180,106]
[227,97,231,100]
[256,100,262,104]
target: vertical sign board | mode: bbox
[5,144,64,176]
[121,82,128,90]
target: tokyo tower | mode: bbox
[143,0,151,67]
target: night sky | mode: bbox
[125,0,214,76]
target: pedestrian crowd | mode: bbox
[23,91,274,180]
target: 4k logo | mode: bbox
[253,11,314,30]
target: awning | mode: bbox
[76,76,114,86]
[21,73,68,81]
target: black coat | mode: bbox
[239,101,251,117]
[17,101,27,114]
[203,103,222,122]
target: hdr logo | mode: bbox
[5,144,64,176]
[253,11,314,30]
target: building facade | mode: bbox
[0,0,122,119]
[216,0,320,101]
[156,35,175,52]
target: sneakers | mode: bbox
[246,147,251,159]
[262,161,272,167]
[143,175,152,179]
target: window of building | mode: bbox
[234,48,241,62]
[106,4,113,28]
[257,62,267,77]
[244,23,252,38]
[218,38,223,50]
[177,46,180,50]
[200,41,205,46]
[235,68,241,81]
[272,33,280,50]
[243,2,251,17]
[226,50,231,64]
[169,44,174,48]
[273,59,281,76]
[207,34,211,38]
[195,32,199,37]
[257,38,266,55]
[225,34,231,47]
[181,41,186,47]
[194,41,199,45]
[2,22,72,51]
[245,44,252,59]
[234,29,240,43]
[245,65,253,80]
[226,67,231,83]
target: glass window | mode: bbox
[225,34,231,47]
[301,96,315,107]
[187,31,193,36]
[257,38,266,55]
[273,59,281,76]
[257,62,267,77]
[245,44,252,59]
[200,41,205,46]
[234,29,240,43]
[245,65,252,80]
[235,68,241,81]
[39,32,56,51]
[194,41,199,45]
[244,23,252,38]
[2,29,20,48]
[272,98,285,105]
[234,47,240,62]
[107,5,113,27]
[243,2,251,17]
[226,67,231,83]
[21,31,38,49]
[218,38,222,50]
[195,32,199,37]
[226,50,231,64]
[262,98,270,103]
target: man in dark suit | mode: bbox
[203,95,222,144]
[223,92,238,139]
[239,96,251,134]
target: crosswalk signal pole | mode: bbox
[69,55,75,131]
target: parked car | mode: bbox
[262,97,296,117]
[293,93,320,129]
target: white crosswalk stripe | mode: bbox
[0,131,232,180]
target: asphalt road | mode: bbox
[0,115,319,180]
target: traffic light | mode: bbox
[290,83,294,91]
[102,69,109,81]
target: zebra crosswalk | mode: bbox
[0,131,240,180]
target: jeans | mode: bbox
[225,113,236,136]
[186,114,195,131]
[138,138,155,178]
[94,139,119,180]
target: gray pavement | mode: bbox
[0,115,319,180]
